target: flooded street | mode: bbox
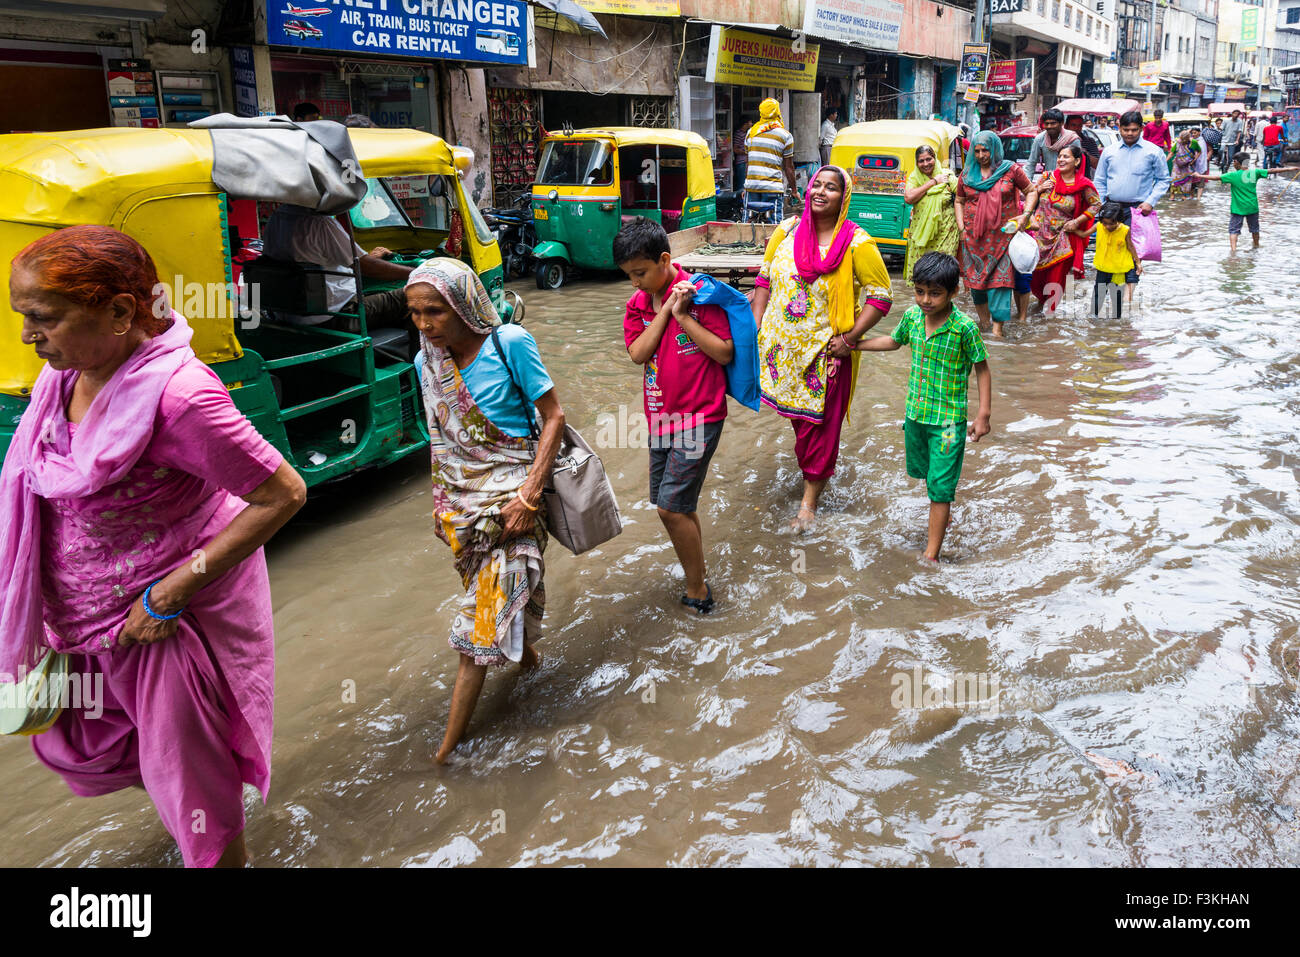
[4,179,1300,867]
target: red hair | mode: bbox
[11,225,171,336]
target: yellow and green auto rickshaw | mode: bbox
[830,119,963,260]
[0,123,506,484]
[530,127,716,289]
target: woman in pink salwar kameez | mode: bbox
[0,226,306,867]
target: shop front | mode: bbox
[269,55,437,131]
[0,0,224,134]
[261,0,534,205]
[484,16,676,206]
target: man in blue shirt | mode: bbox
[1093,110,1171,225]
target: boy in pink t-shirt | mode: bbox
[617,218,733,613]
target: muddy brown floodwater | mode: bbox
[4,179,1300,867]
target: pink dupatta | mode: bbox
[793,165,859,282]
[0,311,194,679]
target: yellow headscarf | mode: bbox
[747,98,784,142]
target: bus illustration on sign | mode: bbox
[475,29,520,57]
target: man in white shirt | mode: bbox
[261,204,413,331]
[819,107,839,167]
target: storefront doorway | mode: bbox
[270,56,438,132]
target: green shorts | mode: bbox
[904,418,966,503]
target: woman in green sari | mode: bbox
[902,144,961,281]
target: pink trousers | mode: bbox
[790,358,852,482]
[31,625,258,867]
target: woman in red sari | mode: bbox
[1028,142,1101,313]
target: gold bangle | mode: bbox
[515,490,539,512]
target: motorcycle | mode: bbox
[483,193,536,281]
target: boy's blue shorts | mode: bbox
[1013,269,1032,294]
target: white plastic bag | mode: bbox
[1008,229,1040,274]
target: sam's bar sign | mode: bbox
[705,25,820,91]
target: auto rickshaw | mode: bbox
[829,119,962,260]
[0,122,506,484]
[1166,109,1211,142]
[530,127,716,289]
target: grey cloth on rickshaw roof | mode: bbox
[189,113,367,214]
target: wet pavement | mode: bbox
[3,173,1300,866]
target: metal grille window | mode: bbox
[629,96,672,128]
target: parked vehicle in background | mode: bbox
[530,127,716,289]
[483,193,536,283]
[829,119,962,262]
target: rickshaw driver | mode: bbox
[262,203,414,332]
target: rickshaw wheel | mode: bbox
[536,259,567,290]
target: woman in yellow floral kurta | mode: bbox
[752,165,893,529]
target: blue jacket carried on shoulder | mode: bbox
[688,273,760,412]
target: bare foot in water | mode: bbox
[788,506,816,532]
[520,643,542,672]
[991,323,1006,339]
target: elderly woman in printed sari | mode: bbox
[1169,129,1200,200]
[0,226,306,867]
[751,165,893,531]
[406,259,564,764]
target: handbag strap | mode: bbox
[489,325,540,442]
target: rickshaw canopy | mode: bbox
[539,127,714,201]
[1053,98,1143,117]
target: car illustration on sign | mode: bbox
[283,19,324,40]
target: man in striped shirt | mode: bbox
[743,98,796,221]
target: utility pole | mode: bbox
[1147,0,1157,110]
[1257,0,1270,109]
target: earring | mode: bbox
[113,326,129,336]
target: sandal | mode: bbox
[681,583,714,615]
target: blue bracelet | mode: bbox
[142,581,184,621]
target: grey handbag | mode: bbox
[490,327,624,555]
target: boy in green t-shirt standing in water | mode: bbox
[857,252,992,564]
[1194,151,1298,253]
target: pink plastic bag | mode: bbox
[1129,209,1162,262]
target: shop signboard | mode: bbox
[265,0,535,66]
[1214,84,1227,102]
[963,85,981,103]
[1241,7,1259,51]
[231,45,259,118]
[986,58,1034,97]
[959,43,991,86]
[1180,80,1196,95]
[802,0,903,53]
[1138,60,1161,88]
[705,25,820,92]
[1084,82,1111,99]
[989,0,1024,11]
[582,0,678,12]
[1225,87,1247,102]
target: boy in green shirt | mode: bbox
[1194,151,1298,253]
[857,252,993,563]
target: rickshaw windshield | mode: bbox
[1002,137,1034,162]
[537,140,613,186]
[350,176,453,230]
